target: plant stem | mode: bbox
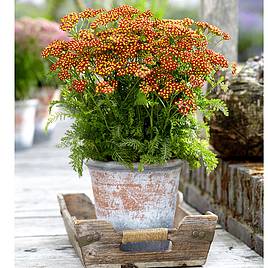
[150,102,154,139]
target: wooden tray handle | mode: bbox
[122,228,168,244]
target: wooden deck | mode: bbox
[15,120,264,268]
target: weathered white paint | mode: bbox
[35,89,60,131]
[87,160,183,231]
[15,99,38,150]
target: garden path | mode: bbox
[15,120,264,267]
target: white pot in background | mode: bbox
[15,99,39,150]
[34,88,61,143]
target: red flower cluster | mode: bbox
[175,98,197,115]
[42,5,232,115]
[72,79,87,93]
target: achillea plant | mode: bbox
[42,5,234,176]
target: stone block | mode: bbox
[227,216,253,248]
[205,169,211,195]
[183,185,210,214]
[241,172,252,223]
[234,168,243,216]
[191,168,198,187]
[238,162,264,176]
[252,178,263,232]
[215,160,223,203]
[253,233,263,256]
[228,164,239,213]
[209,203,227,228]
[199,163,206,191]
[209,168,217,201]
[179,161,190,192]
[221,161,230,206]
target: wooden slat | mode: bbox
[15,229,263,268]
[15,235,83,268]
[15,209,60,218]
[15,216,66,237]
[57,193,217,267]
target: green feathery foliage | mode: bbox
[47,76,226,176]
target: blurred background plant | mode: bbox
[15,17,68,100]
[15,37,40,100]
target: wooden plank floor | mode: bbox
[15,120,264,268]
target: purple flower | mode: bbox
[239,12,263,32]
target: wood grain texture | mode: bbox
[15,230,263,268]
[58,193,218,267]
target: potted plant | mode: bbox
[42,5,234,232]
[15,26,39,150]
[15,17,68,145]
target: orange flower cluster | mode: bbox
[117,62,151,78]
[95,81,117,94]
[41,40,67,58]
[90,5,139,29]
[79,8,105,19]
[159,81,186,99]
[160,55,178,71]
[231,62,237,75]
[195,21,231,40]
[189,75,205,88]
[60,12,79,31]
[42,5,232,116]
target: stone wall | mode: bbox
[180,55,264,256]
[179,159,263,256]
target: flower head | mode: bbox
[72,79,87,93]
[42,5,233,108]
[96,81,116,94]
[175,98,197,115]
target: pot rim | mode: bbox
[86,159,183,172]
[15,99,39,107]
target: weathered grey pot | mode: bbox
[15,99,38,151]
[87,159,183,231]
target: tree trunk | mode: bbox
[209,55,264,160]
[200,0,238,63]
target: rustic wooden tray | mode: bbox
[58,193,218,268]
